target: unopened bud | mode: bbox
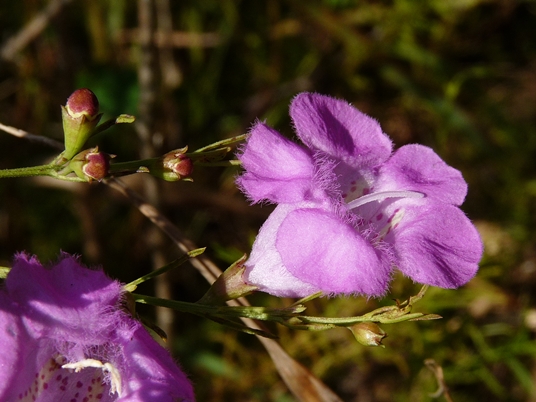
[349,322,387,347]
[197,255,258,304]
[69,147,111,182]
[153,147,194,181]
[62,88,103,160]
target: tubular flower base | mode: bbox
[0,253,194,402]
[237,92,483,298]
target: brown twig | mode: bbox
[0,0,74,62]
[425,359,454,402]
[0,122,63,150]
[155,0,182,88]
[135,0,175,340]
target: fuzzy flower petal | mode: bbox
[0,253,195,402]
[375,144,468,205]
[237,122,315,204]
[385,202,483,287]
[290,92,393,167]
[276,208,390,296]
[244,204,321,297]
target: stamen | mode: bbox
[346,190,424,210]
[62,358,122,395]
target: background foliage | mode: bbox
[1,0,536,401]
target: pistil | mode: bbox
[346,190,424,210]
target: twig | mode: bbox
[104,178,221,282]
[155,0,182,88]
[135,0,174,340]
[0,122,63,150]
[1,0,74,62]
[425,359,454,402]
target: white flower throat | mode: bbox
[344,184,424,240]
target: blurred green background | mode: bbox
[1,0,536,401]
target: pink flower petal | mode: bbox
[276,208,391,296]
[376,144,468,205]
[244,204,321,297]
[387,203,482,288]
[290,93,392,168]
[237,122,315,203]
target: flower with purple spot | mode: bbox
[237,92,483,298]
[0,253,195,402]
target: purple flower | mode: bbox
[0,253,195,401]
[237,92,483,298]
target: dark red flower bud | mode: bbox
[62,89,103,160]
[65,88,100,119]
[152,147,194,181]
[164,152,193,178]
[69,147,111,182]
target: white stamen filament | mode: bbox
[346,190,424,210]
[63,358,122,395]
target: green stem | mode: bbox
[194,160,242,167]
[92,115,135,137]
[47,170,88,182]
[124,248,205,292]
[0,163,90,183]
[292,312,431,327]
[193,134,247,153]
[286,285,433,328]
[109,158,157,174]
[109,157,242,174]
[0,164,57,179]
[131,293,304,321]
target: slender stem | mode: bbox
[0,121,63,150]
[131,293,304,321]
[109,156,242,173]
[0,163,88,182]
[293,312,431,326]
[0,164,57,179]
[289,292,324,308]
[109,158,157,173]
[193,134,247,153]
[124,248,205,291]
[187,147,232,163]
[47,170,87,183]
[194,160,242,167]
[293,315,371,326]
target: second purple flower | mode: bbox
[0,253,195,401]
[237,92,483,298]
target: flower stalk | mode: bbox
[132,284,438,341]
[124,248,206,292]
[0,163,58,179]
